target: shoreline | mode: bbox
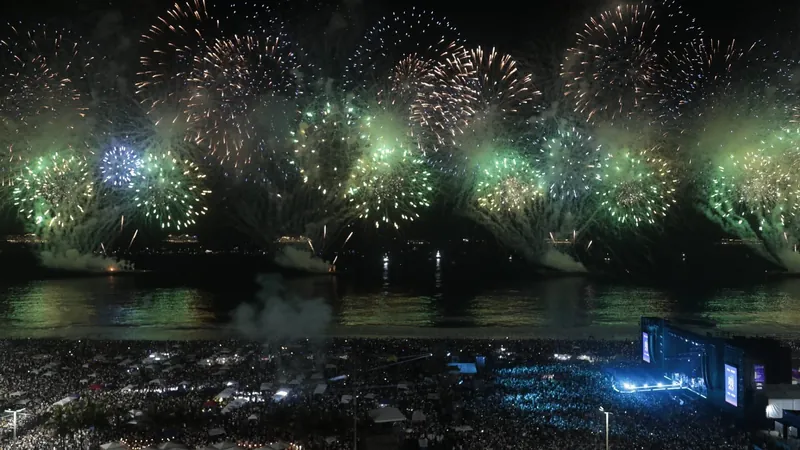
[1,323,799,341]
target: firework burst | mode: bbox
[101,145,143,188]
[594,148,677,226]
[708,129,800,224]
[537,125,601,200]
[346,7,462,90]
[415,47,538,145]
[562,4,660,123]
[185,34,306,171]
[12,152,94,228]
[0,23,92,164]
[136,0,223,110]
[132,151,210,230]
[291,98,363,195]
[659,39,749,118]
[344,105,432,229]
[475,151,544,212]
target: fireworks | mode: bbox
[137,0,222,109]
[185,34,306,169]
[344,108,432,229]
[475,151,544,212]
[345,7,462,90]
[414,47,538,144]
[0,23,91,164]
[538,126,601,200]
[12,152,94,228]
[291,99,363,195]
[660,39,748,117]
[377,54,437,109]
[101,145,143,187]
[0,23,88,120]
[594,148,677,226]
[709,129,800,222]
[132,151,210,230]
[562,4,660,123]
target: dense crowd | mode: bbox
[0,337,783,450]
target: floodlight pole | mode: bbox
[5,408,25,440]
[353,393,358,450]
[599,407,611,450]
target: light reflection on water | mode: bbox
[1,274,800,339]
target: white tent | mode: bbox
[158,442,187,449]
[208,428,226,437]
[369,407,407,423]
[221,399,246,414]
[149,379,165,386]
[101,442,130,450]
[453,425,473,432]
[341,395,353,404]
[411,410,426,422]
[314,384,327,395]
[764,385,800,418]
[53,396,78,407]
[247,414,258,421]
[212,441,243,449]
[215,387,236,401]
[259,382,272,391]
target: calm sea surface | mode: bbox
[1,263,800,340]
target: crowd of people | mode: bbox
[0,337,786,449]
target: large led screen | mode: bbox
[725,364,738,406]
[642,332,650,363]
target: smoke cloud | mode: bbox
[232,274,333,342]
[38,248,134,273]
[274,247,331,274]
[539,248,587,273]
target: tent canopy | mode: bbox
[369,407,407,423]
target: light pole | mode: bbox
[4,408,26,440]
[599,407,611,450]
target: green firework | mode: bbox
[132,151,210,230]
[475,151,544,212]
[344,111,432,229]
[595,148,677,226]
[12,152,94,228]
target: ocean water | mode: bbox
[1,265,799,340]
